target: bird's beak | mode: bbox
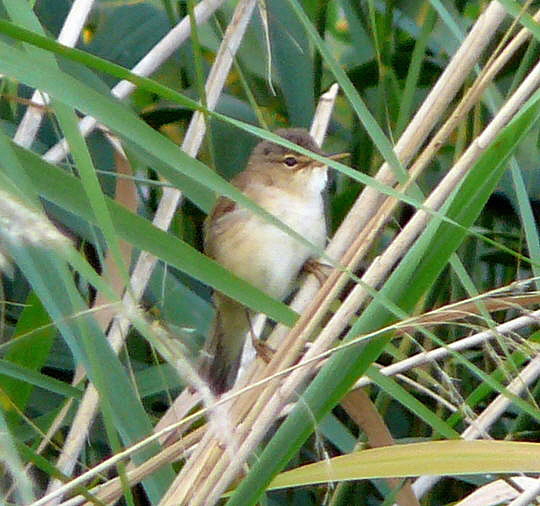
[309,152,350,169]
[326,152,350,161]
[298,152,350,171]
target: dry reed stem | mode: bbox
[273,293,540,404]
[269,291,540,392]
[356,308,540,389]
[172,4,516,504]
[456,476,540,505]
[310,83,340,144]
[34,424,203,506]
[332,55,540,330]
[325,1,507,264]
[289,47,540,395]
[40,0,254,502]
[507,479,540,506]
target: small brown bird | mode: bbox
[201,128,346,394]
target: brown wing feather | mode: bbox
[204,170,273,257]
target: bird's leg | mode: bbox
[303,258,333,286]
[245,309,274,363]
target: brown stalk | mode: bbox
[341,390,419,506]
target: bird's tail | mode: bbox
[199,295,250,394]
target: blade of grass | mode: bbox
[0,284,56,430]
[0,360,82,399]
[267,441,540,490]
[395,5,437,136]
[510,161,540,289]
[5,245,174,502]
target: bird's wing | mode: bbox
[203,170,273,257]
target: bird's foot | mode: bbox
[303,258,333,286]
[251,335,274,363]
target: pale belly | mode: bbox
[213,194,326,300]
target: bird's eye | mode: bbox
[283,156,298,167]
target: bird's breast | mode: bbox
[209,185,326,300]
[249,190,326,299]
